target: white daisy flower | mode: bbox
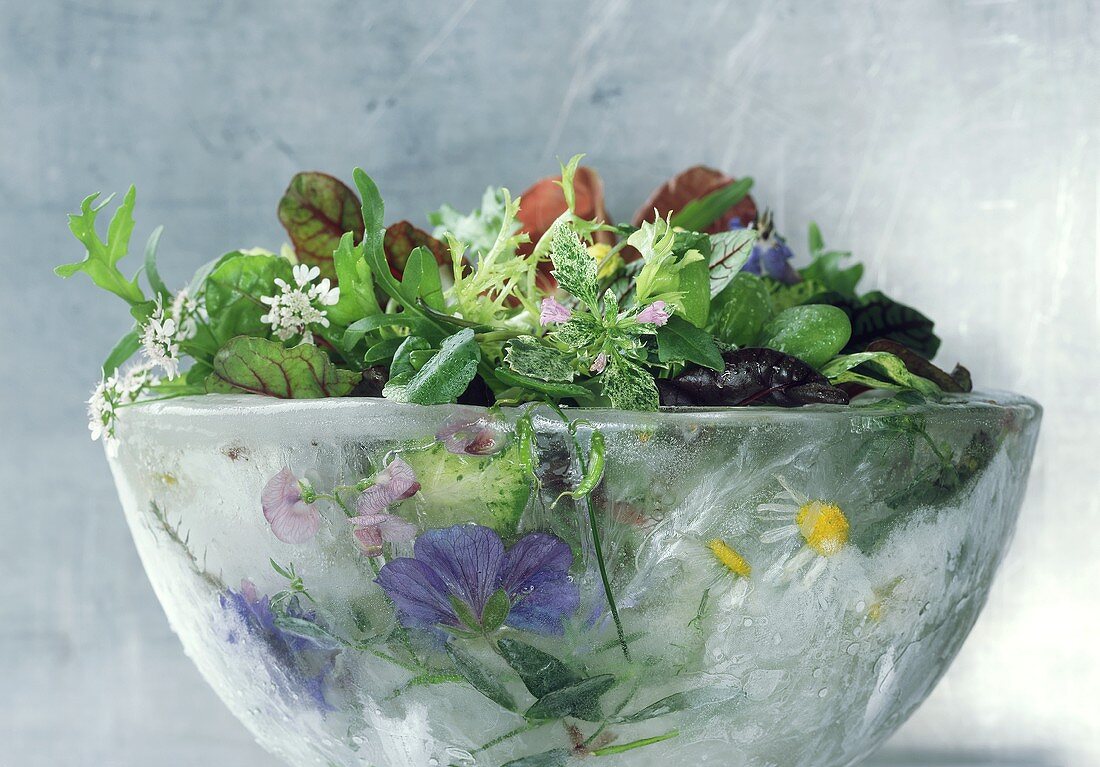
[757,475,852,588]
[140,296,182,379]
[259,264,340,343]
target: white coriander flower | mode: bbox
[170,288,204,341]
[140,296,182,379]
[260,264,340,344]
[86,363,160,454]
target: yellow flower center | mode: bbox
[708,539,752,578]
[795,501,849,557]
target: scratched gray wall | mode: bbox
[1,1,1098,765]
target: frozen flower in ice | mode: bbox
[350,457,421,556]
[735,210,801,285]
[435,408,505,456]
[539,297,572,325]
[351,512,418,557]
[376,525,579,636]
[636,300,671,327]
[86,363,159,454]
[220,579,336,710]
[757,475,851,587]
[261,467,321,544]
[259,263,340,343]
[140,296,182,379]
[589,352,608,374]
[355,457,421,517]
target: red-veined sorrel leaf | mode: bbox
[277,172,364,281]
[206,336,360,398]
[383,220,452,278]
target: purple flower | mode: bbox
[732,211,802,285]
[376,525,580,636]
[261,468,321,544]
[636,300,671,326]
[220,579,337,710]
[436,408,505,456]
[540,297,573,325]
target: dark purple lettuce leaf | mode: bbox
[661,348,849,407]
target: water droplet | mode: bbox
[853,626,864,638]
[428,759,439,766]
[855,600,867,612]
[818,687,829,697]
[847,642,862,655]
[812,667,824,679]
[743,617,753,627]
[446,747,476,764]
[773,633,783,645]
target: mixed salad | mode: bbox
[58,156,971,449]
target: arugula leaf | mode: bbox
[102,329,141,376]
[549,223,599,308]
[382,329,481,405]
[203,252,293,344]
[277,172,363,281]
[143,225,169,298]
[707,227,757,297]
[602,356,659,411]
[504,336,577,382]
[758,305,852,369]
[707,272,773,347]
[205,336,360,398]
[57,187,145,304]
[656,316,724,371]
[669,177,754,231]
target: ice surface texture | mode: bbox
[107,393,1040,767]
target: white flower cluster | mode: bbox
[140,289,205,380]
[87,363,160,454]
[259,264,340,343]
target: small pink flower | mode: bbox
[356,457,421,517]
[590,353,608,374]
[261,467,321,544]
[436,408,504,456]
[637,300,670,326]
[351,512,418,557]
[540,297,572,325]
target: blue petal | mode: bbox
[506,576,580,635]
[376,557,460,630]
[412,525,505,619]
[500,532,573,594]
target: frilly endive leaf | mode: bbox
[277,172,363,281]
[205,336,360,398]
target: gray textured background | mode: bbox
[2,1,1098,765]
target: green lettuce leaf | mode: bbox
[382,329,481,404]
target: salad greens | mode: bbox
[59,156,971,449]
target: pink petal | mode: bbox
[436,408,502,456]
[377,457,420,501]
[378,514,418,543]
[353,525,384,556]
[356,485,391,517]
[540,297,572,325]
[637,300,670,326]
[262,468,321,544]
[590,353,608,374]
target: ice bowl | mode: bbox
[108,391,1040,767]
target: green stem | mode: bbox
[592,729,678,756]
[472,722,544,754]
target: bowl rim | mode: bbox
[121,389,1042,428]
